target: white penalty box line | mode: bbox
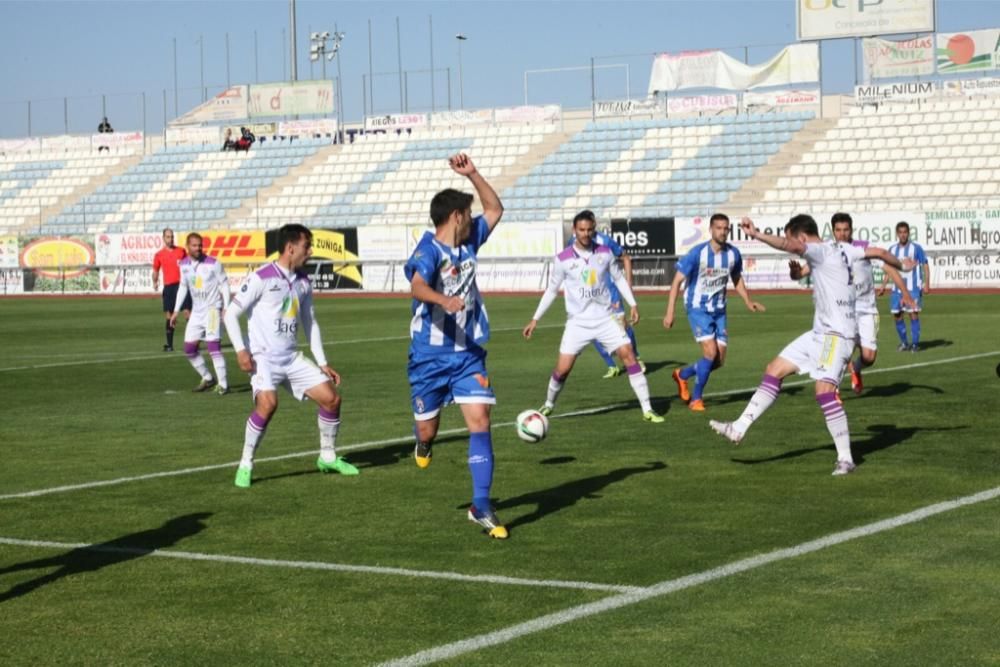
[378,484,1000,666]
[0,350,996,503]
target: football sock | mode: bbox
[692,356,714,401]
[817,392,853,463]
[241,411,270,468]
[734,373,782,435]
[317,407,340,462]
[592,340,616,368]
[626,326,639,357]
[679,363,697,381]
[852,356,863,373]
[895,318,908,345]
[546,370,568,407]
[911,319,921,346]
[184,342,212,381]
[206,340,227,388]
[626,364,653,413]
[468,431,493,513]
[165,320,175,347]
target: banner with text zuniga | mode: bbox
[266,228,362,291]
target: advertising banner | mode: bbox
[666,94,737,115]
[923,209,1000,287]
[607,217,676,287]
[249,81,335,118]
[171,85,249,125]
[797,0,934,41]
[936,30,1000,75]
[0,235,18,268]
[166,125,222,147]
[863,36,935,79]
[180,230,266,265]
[942,77,1000,97]
[99,267,155,294]
[95,232,163,266]
[648,44,819,94]
[0,137,41,153]
[493,105,561,123]
[430,109,494,126]
[41,134,93,152]
[18,235,98,293]
[264,228,361,290]
[364,113,429,131]
[594,98,661,118]
[0,270,24,294]
[277,118,338,137]
[90,131,144,150]
[743,88,820,107]
[854,81,935,105]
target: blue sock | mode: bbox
[626,326,639,358]
[911,319,921,346]
[679,364,697,381]
[895,318,908,345]
[592,340,616,368]
[692,357,714,400]
[468,431,494,512]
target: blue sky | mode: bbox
[2,0,999,138]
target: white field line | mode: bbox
[0,536,640,594]
[1,350,995,502]
[0,323,563,373]
[377,485,1000,666]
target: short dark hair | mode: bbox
[709,213,729,225]
[186,232,203,243]
[785,214,819,237]
[162,227,174,236]
[277,223,312,253]
[831,212,853,228]
[572,209,597,226]
[896,221,910,232]
[430,188,474,226]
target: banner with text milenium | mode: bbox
[797,0,934,41]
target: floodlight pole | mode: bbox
[456,34,467,109]
[289,0,298,81]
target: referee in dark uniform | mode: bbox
[152,228,191,351]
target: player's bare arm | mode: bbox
[923,261,931,294]
[740,217,806,255]
[733,275,766,312]
[622,253,634,287]
[882,264,917,310]
[410,273,464,313]
[865,246,904,271]
[662,271,685,329]
[449,153,504,230]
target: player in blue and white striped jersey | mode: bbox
[663,213,765,411]
[879,221,930,352]
[403,153,509,539]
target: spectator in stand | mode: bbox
[235,126,255,152]
[222,128,237,152]
[97,116,113,153]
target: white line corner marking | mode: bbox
[377,485,1000,667]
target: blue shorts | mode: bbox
[408,349,496,420]
[890,288,922,314]
[687,309,728,345]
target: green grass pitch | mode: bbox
[1,293,998,665]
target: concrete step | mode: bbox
[35,153,145,229]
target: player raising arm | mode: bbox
[223,224,358,488]
[709,216,904,476]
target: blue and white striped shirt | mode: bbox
[887,241,927,292]
[676,241,743,313]
[405,215,491,356]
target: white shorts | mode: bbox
[251,352,329,401]
[856,311,879,351]
[184,308,222,343]
[778,331,854,384]
[559,315,631,356]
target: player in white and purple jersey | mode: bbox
[663,213,765,411]
[404,153,508,539]
[523,210,664,423]
[223,224,358,488]
[565,218,644,378]
[879,221,930,352]
[790,213,914,394]
[709,216,906,476]
[168,233,230,394]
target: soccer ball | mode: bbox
[515,409,549,443]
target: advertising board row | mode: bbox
[0,131,144,155]
[170,81,335,126]
[854,76,1000,104]
[2,212,998,294]
[863,29,1000,79]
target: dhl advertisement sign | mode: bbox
[180,230,266,264]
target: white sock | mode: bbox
[626,366,653,413]
[818,393,853,463]
[734,374,782,435]
[210,353,228,388]
[187,353,212,381]
[545,371,566,407]
[241,412,269,468]
[318,408,340,462]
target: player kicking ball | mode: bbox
[223,224,358,488]
[523,210,663,423]
[709,216,906,476]
[663,213,765,411]
[169,233,230,395]
[405,153,508,539]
